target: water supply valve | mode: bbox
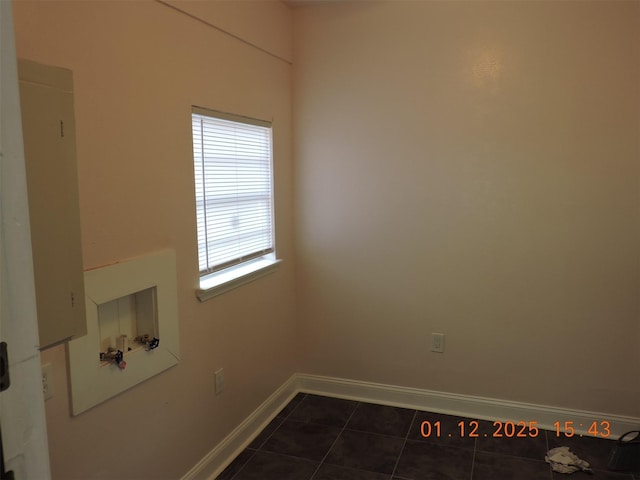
[135,334,160,351]
[100,347,127,370]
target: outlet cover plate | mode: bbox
[431,333,445,353]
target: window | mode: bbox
[191,107,279,300]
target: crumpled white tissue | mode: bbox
[545,446,592,474]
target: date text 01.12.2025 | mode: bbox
[420,420,611,438]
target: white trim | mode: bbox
[181,373,640,480]
[181,375,299,480]
[197,258,281,302]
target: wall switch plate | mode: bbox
[42,363,53,400]
[431,333,445,353]
[214,368,224,395]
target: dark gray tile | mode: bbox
[347,403,415,438]
[475,420,548,460]
[232,450,318,480]
[408,411,477,450]
[278,393,307,418]
[472,452,551,480]
[552,469,635,479]
[324,429,405,475]
[262,420,342,461]
[288,394,359,427]
[547,432,618,469]
[312,463,391,480]
[394,439,473,479]
[216,448,256,480]
[562,471,634,479]
[248,416,286,449]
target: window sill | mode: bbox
[197,257,282,302]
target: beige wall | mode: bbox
[13,1,297,478]
[11,0,640,477]
[293,1,640,416]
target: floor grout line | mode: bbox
[226,448,257,480]
[470,435,477,480]
[544,430,554,480]
[389,409,419,479]
[308,400,361,480]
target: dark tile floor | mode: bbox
[217,393,640,480]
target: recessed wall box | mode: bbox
[68,250,179,415]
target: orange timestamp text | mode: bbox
[420,420,611,439]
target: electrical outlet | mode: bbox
[431,333,445,353]
[214,368,224,395]
[42,363,54,400]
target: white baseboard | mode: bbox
[296,374,640,440]
[180,375,299,480]
[182,373,640,480]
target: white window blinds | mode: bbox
[192,108,274,275]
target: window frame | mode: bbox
[191,106,280,301]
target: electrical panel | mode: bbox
[18,59,86,349]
